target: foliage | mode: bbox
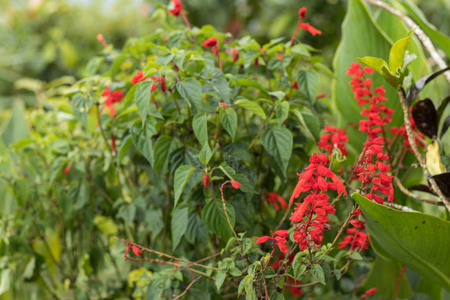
[1,0,450,299]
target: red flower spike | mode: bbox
[202,172,210,188]
[230,181,241,189]
[131,245,142,256]
[267,192,288,210]
[101,87,124,117]
[299,7,307,19]
[203,37,218,48]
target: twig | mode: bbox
[114,237,219,270]
[394,177,440,205]
[125,256,210,277]
[365,0,450,83]
[171,276,202,300]
[397,90,450,211]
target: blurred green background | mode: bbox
[1,0,449,109]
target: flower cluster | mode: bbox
[347,63,394,203]
[318,126,349,156]
[256,230,289,254]
[288,153,345,251]
[100,87,124,116]
[338,208,369,252]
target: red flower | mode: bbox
[64,164,71,176]
[131,71,147,85]
[131,245,142,256]
[256,231,289,254]
[266,192,288,211]
[318,126,349,156]
[298,7,307,20]
[96,33,108,48]
[298,23,322,36]
[203,37,218,48]
[292,80,299,89]
[168,0,182,16]
[230,180,241,189]
[358,287,378,299]
[202,172,210,188]
[231,48,239,62]
[101,87,124,116]
[220,102,228,109]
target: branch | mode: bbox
[365,0,450,83]
[397,90,450,211]
[394,177,440,205]
[171,276,202,300]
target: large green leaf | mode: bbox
[201,198,235,240]
[234,99,266,120]
[333,0,401,150]
[177,77,203,112]
[153,136,181,174]
[260,126,293,178]
[1,101,30,146]
[297,69,318,103]
[173,165,195,209]
[135,80,153,123]
[131,120,157,167]
[192,113,208,147]
[172,204,189,251]
[352,193,450,290]
[219,108,237,141]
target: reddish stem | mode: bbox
[393,266,407,300]
[290,26,301,47]
[181,10,191,31]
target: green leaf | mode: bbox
[399,0,450,59]
[208,68,231,104]
[238,275,253,296]
[215,271,226,291]
[199,143,212,165]
[117,204,136,225]
[177,77,202,112]
[218,162,257,194]
[364,256,414,299]
[297,69,319,102]
[388,29,415,74]
[268,291,285,300]
[1,101,30,146]
[131,120,157,167]
[260,126,293,178]
[293,263,306,280]
[192,113,208,147]
[173,165,195,209]
[172,205,189,251]
[153,136,181,174]
[349,251,362,261]
[234,99,266,120]
[201,198,235,240]
[311,264,326,285]
[219,108,237,141]
[185,213,208,245]
[352,192,450,290]
[135,81,153,123]
[275,101,289,124]
[357,57,389,75]
[71,94,88,128]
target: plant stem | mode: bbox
[397,90,450,211]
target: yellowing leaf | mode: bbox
[426,140,447,176]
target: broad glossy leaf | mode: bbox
[260,126,293,178]
[275,101,289,124]
[352,192,450,289]
[234,99,267,120]
[412,99,438,138]
[219,108,237,141]
[357,57,388,75]
[172,205,188,251]
[388,29,414,74]
[201,198,235,240]
[173,165,195,209]
[293,110,320,141]
[177,77,202,112]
